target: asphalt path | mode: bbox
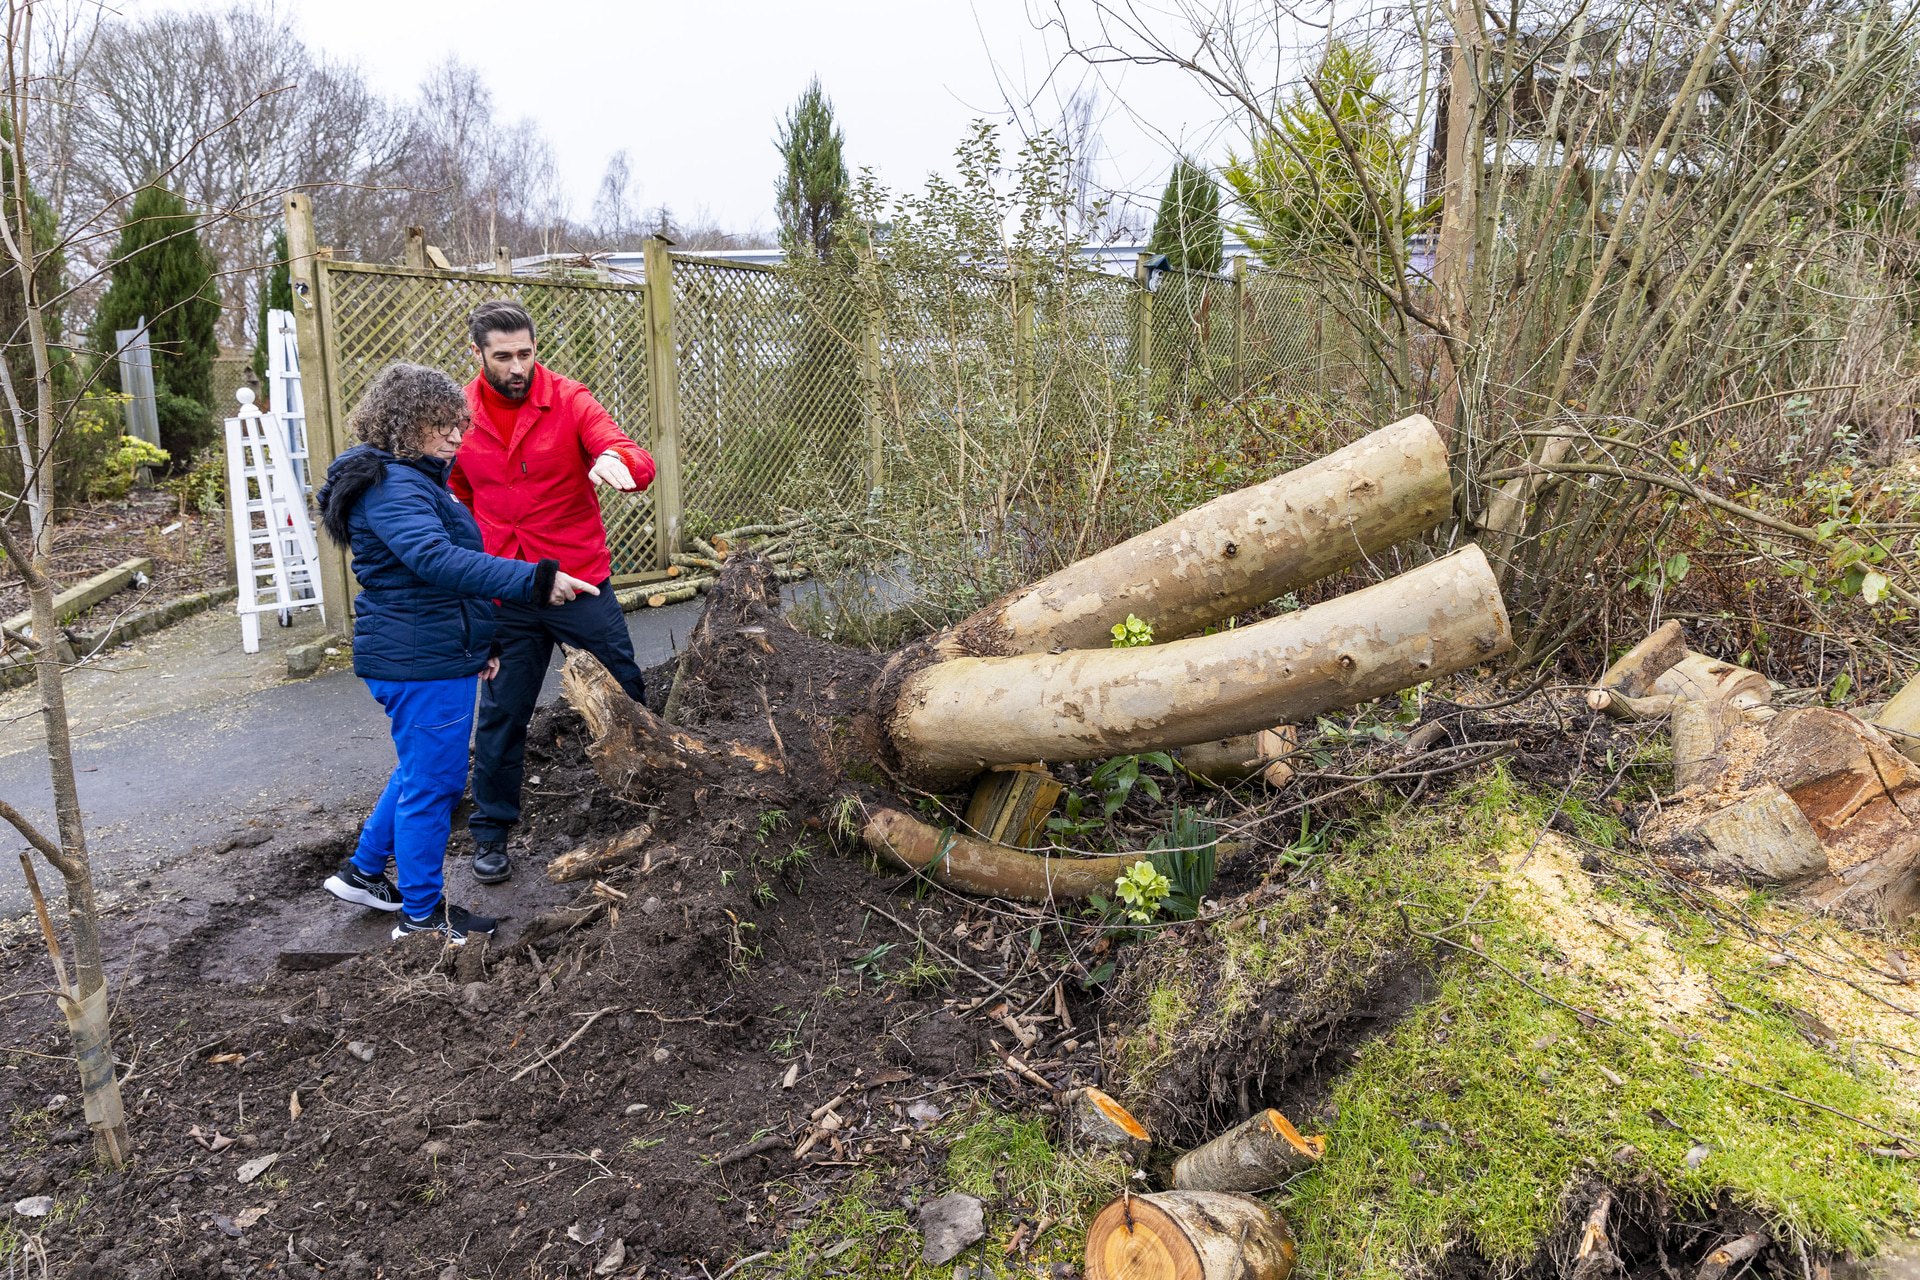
[0,594,707,918]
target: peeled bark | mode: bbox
[1170,1108,1325,1192]
[940,414,1450,659]
[893,547,1511,789]
[1085,1190,1296,1280]
[862,807,1150,902]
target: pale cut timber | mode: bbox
[1063,1087,1151,1164]
[1670,698,1744,791]
[894,547,1511,789]
[1692,785,1829,885]
[1651,652,1770,709]
[939,414,1450,659]
[1588,687,1680,721]
[962,764,1064,849]
[1176,727,1295,785]
[1170,1108,1326,1193]
[1085,1190,1296,1280]
[1597,620,1687,699]
[863,807,1154,902]
[1874,672,1920,763]
[547,826,654,883]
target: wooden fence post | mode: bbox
[494,246,513,277]
[284,193,354,627]
[642,236,685,569]
[1134,256,1154,420]
[1232,255,1247,400]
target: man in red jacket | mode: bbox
[452,300,656,884]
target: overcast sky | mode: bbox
[244,0,1260,240]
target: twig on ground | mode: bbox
[509,1006,618,1082]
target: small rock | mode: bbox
[623,1103,647,1116]
[421,1140,449,1159]
[566,1220,605,1246]
[594,1238,626,1276]
[13,1196,53,1217]
[907,1101,942,1129]
[236,1153,279,1184]
[641,896,662,916]
[211,1213,242,1239]
[916,1193,986,1265]
[1685,1143,1711,1169]
[347,1042,374,1063]
[652,1047,671,1065]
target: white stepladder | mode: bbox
[225,387,324,652]
[262,307,311,491]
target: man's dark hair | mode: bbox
[469,299,535,349]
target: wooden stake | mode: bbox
[1170,1108,1325,1192]
[1085,1190,1296,1280]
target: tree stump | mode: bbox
[963,764,1063,850]
[1063,1086,1151,1164]
[1085,1191,1296,1280]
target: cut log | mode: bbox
[893,547,1511,789]
[1670,697,1745,791]
[1757,708,1920,835]
[1652,652,1770,710]
[1690,785,1829,884]
[940,414,1450,659]
[1597,620,1687,699]
[1170,1108,1325,1193]
[1176,727,1297,786]
[1062,1086,1151,1164]
[962,764,1064,850]
[547,826,656,883]
[1085,1190,1296,1280]
[862,807,1156,902]
[1874,672,1920,763]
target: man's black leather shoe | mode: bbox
[472,839,512,885]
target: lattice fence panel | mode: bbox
[671,258,869,535]
[1242,269,1331,401]
[319,265,657,573]
[1148,269,1240,413]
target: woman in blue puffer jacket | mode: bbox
[315,362,599,944]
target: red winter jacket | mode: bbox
[450,364,655,584]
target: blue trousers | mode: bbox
[352,675,479,917]
[469,580,645,842]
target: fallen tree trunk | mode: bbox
[940,414,1450,659]
[862,807,1157,902]
[892,547,1511,788]
[1085,1190,1296,1280]
[1170,1108,1325,1192]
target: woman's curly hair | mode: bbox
[349,362,467,456]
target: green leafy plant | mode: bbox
[1146,806,1218,920]
[1109,614,1154,647]
[1048,751,1179,840]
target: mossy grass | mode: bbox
[1278,768,1920,1275]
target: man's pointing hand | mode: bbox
[588,451,637,491]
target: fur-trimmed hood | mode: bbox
[317,446,454,546]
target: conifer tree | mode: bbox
[89,185,220,455]
[1148,158,1224,273]
[775,77,850,262]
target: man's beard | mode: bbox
[484,367,530,400]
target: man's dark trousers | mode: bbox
[469,580,645,843]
